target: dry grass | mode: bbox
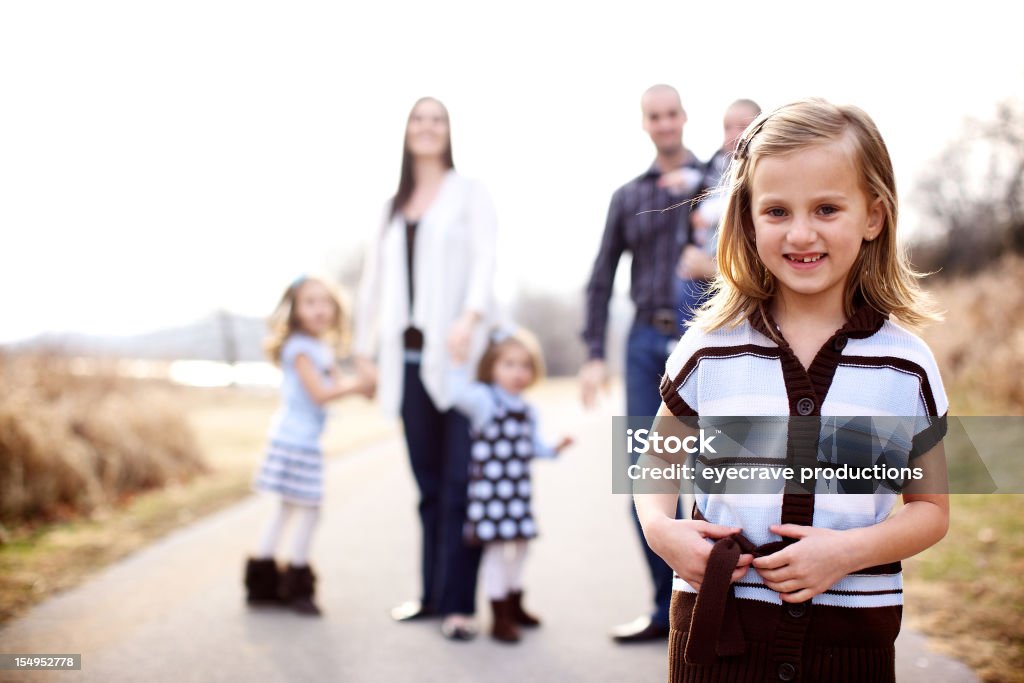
[0,369,394,624]
[921,254,1024,415]
[0,353,207,526]
[904,495,1024,683]
[902,254,1024,682]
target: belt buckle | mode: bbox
[652,309,677,336]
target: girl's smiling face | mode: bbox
[293,280,338,337]
[491,343,536,396]
[750,139,884,314]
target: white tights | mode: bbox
[480,540,529,600]
[255,499,320,566]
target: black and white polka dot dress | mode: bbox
[463,391,538,546]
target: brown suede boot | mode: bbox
[280,564,321,616]
[507,590,540,627]
[244,558,281,605]
[490,598,520,643]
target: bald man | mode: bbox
[580,84,701,643]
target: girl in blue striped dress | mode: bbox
[245,274,373,615]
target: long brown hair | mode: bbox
[695,97,940,335]
[391,97,455,219]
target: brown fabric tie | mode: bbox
[683,507,790,666]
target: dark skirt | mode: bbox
[668,591,900,683]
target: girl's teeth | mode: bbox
[790,255,822,262]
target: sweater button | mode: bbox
[796,397,815,415]
[777,662,797,681]
[833,335,848,351]
[787,602,807,618]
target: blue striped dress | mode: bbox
[253,333,334,506]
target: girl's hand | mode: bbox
[353,358,378,397]
[752,524,859,603]
[352,372,376,399]
[643,516,753,592]
[554,435,574,453]
[447,312,479,364]
[354,357,377,383]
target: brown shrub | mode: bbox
[0,354,207,525]
[921,254,1024,414]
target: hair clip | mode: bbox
[290,274,307,289]
[489,326,515,344]
[735,114,771,160]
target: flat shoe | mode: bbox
[610,616,670,643]
[391,600,439,622]
[441,621,477,641]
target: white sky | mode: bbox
[2,0,1022,341]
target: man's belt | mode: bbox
[635,308,679,335]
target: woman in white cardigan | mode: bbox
[353,97,498,640]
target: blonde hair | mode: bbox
[476,328,546,388]
[264,274,349,364]
[695,97,940,335]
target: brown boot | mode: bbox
[507,590,540,627]
[280,564,321,616]
[244,558,281,605]
[490,598,521,643]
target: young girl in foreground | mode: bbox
[637,98,949,682]
[451,329,573,642]
[245,275,372,615]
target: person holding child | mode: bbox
[244,274,373,616]
[637,98,949,681]
[450,328,573,643]
[353,96,499,640]
[673,98,762,319]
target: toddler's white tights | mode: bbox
[481,539,529,600]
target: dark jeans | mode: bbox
[400,360,482,616]
[626,322,683,629]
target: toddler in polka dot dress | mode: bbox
[450,328,573,643]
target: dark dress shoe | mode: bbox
[610,616,670,643]
[390,600,439,622]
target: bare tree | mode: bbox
[912,99,1024,275]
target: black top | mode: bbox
[404,220,423,351]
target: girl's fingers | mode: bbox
[779,588,815,604]
[756,563,798,581]
[697,521,742,539]
[763,578,802,593]
[736,553,754,567]
[752,550,789,570]
[771,524,812,539]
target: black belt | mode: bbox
[635,308,679,335]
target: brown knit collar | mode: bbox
[748,297,888,345]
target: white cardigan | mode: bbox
[353,170,498,418]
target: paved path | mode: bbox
[0,393,977,682]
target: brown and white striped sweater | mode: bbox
[658,303,948,681]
